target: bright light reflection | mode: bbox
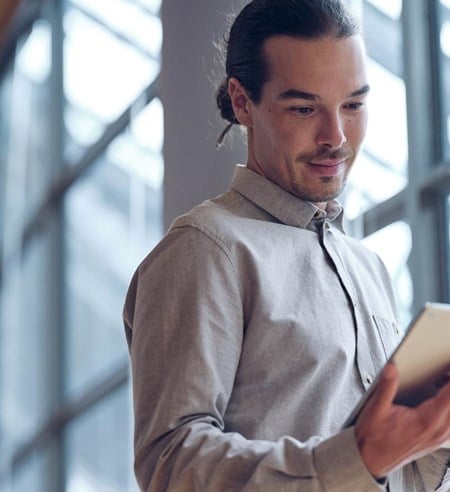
[345,152,406,220]
[441,0,450,9]
[67,465,118,492]
[363,222,410,274]
[16,19,51,83]
[448,115,450,142]
[440,22,450,58]
[344,59,408,221]
[64,9,158,122]
[365,59,408,174]
[65,105,105,146]
[131,98,163,152]
[362,221,412,326]
[367,0,402,20]
[69,0,162,58]
[107,134,164,191]
[137,0,162,12]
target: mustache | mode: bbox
[295,147,354,163]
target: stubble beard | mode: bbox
[291,175,347,203]
[292,147,353,203]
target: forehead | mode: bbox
[262,35,368,97]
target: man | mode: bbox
[124,1,450,490]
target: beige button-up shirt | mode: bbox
[124,165,449,491]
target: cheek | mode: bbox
[252,122,281,166]
[346,114,368,147]
[278,120,311,147]
[259,121,289,156]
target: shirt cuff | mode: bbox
[313,427,386,492]
[431,448,450,492]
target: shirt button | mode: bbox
[324,222,330,230]
[365,374,373,385]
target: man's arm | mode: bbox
[124,225,382,491]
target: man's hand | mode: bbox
[355,363,450,479]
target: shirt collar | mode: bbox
[230,165,345,232]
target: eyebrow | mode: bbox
[276,84,371,102]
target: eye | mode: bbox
[344,102,364,110]
[290,106,314,115]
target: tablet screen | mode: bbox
[344,302,450,428]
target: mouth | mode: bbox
[305,159,346,177]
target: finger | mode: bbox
[364,363,399,419]
[415,374,450,438]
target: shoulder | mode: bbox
[137,191,249,274]
[169,189,265,250]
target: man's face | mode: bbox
[240,35,368,208]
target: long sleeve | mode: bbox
[415,450,450,491]
[123,225,383,492]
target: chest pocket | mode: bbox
[372,315,402,360]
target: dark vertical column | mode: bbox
[45,0,65,489]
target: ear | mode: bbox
[228,77,253,127]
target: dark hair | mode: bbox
[216,0,359,142]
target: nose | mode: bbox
[316,112,347,149]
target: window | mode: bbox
[0,0,162,489]
[2,0,450,489]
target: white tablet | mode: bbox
[344,302,450,430]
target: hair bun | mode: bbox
[216,79,239,124]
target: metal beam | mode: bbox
[357,189,407,237]
[45,0,66,489]
[420,161,450,195]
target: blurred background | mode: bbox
[1,0,450,490]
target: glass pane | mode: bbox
[68,0,162,57]
[63,3,160,158]
[64,118,163,398]
[0,73,13,236]
[344,64,408,216]
[1,1,162,490]
[0,19,53,243]
[362,221,413,328]
[0,20,56,451]
[1,229,64,447]
[440,0,450,155]
[65,384,138,492]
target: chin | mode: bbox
[292,183,345,203]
